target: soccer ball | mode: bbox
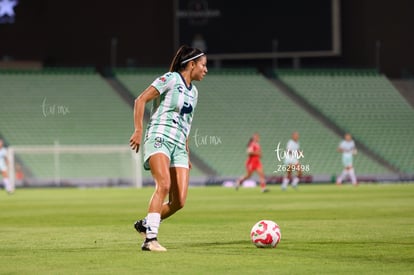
[250,220,281,248]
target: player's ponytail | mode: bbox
[169,45,204,72]
[247,133,259,148]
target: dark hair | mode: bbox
[169,45,204,72]
[247,133,259,147]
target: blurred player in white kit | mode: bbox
[336,133,358,186]
[0,139,13,194]
[281,131,302,190]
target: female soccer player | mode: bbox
[235,133,269,192]
[336,133,358,186]
[0,139,12,194]
[281,131,302,190]
[129,45,207,252]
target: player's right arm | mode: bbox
[129,86,160,153]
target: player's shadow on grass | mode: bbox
[186,240,249,247]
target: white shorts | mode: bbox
[342,155,353,167]
[0,162,7,172]
[284,157,299,166]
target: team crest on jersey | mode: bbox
[154,137,164,148]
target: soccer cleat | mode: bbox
[134,219,147,238]
[141,238,167,252]
[261,188,270,193]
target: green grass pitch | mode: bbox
[0,183,413,274]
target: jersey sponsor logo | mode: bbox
[180,102,193,116]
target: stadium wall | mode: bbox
[0,1,412,77]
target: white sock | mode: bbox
[281,177,289,189]
[3,178,12,193]
[337,170,348,184]
[146,212,161,239]
[292,176,299,187]
[349,168,357,184]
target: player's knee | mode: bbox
[156,180,171,195]
[174,196,187,210]
[168,200,185,215]
[176,201,185,211]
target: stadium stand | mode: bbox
[0,69,135,183]
[276,69,414,175]
[115,68,392,183]
[1,68,404,186]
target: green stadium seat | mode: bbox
[116,69,392,180]
[276,69,414,174]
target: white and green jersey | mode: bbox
[339,140,355,158]
[284,139,300,165]
[145,72,198,147]
[0,147,7,171]
[339,140,356,166]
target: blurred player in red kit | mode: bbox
[235,133,268,192]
